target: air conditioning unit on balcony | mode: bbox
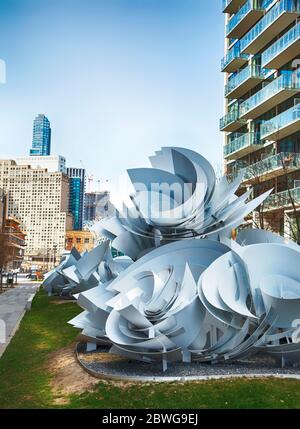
[294,180,300,188]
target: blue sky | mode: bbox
[0,0,224,186]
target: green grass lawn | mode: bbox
[1,289,300,409]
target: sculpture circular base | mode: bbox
[76,343,300,383]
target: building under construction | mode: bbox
[0,190,26,271]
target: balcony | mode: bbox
[261,103,300,141]
[226,0,266,39]
[240,152,300,183]
[240,0,300,55]
[239,71,300,120]
[225,65,270,99]
[224,132,263,159]
[220,104,247,132]
[221,42,249,73]
[264,186,300,211]
[223,0,247,14]
[262,21,300,70]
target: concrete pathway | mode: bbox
[0,283,40,358]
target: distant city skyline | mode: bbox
[0,0,224,183]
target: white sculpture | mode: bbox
[43,242,132,297]
[92,147,271,260]
[46,147,300,370]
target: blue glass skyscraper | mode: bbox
[67,168,86,231]
[30,114,51,156]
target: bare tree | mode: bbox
[232,157,273,231]
[0,232,15,291]
[230,152,300,242]
[278,153,300,244]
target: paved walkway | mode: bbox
[0,283,40,358]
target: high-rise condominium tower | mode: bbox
[67,168,86,230]
[221,0,300,239]
[30,114,51,156]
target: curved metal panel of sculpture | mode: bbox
[91,147,271,260]
[44,147,300,370]
[43,242,133,296]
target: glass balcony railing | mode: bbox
[224,132,261,157]
[262,21,300,68]
[226,0,273,37]
[220,103,247,130]
[240,0,300,53]
[223,0,249,13]
[260,0,277,8]
[261,103,300,139]
[240,152,300,180]
[227,159,249,182]
[220,108,240,130]
[239,71,300,118]
[227,1,253,36]
[264,186,300,211]
[225,65,269,96]
[221,42,249,71]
